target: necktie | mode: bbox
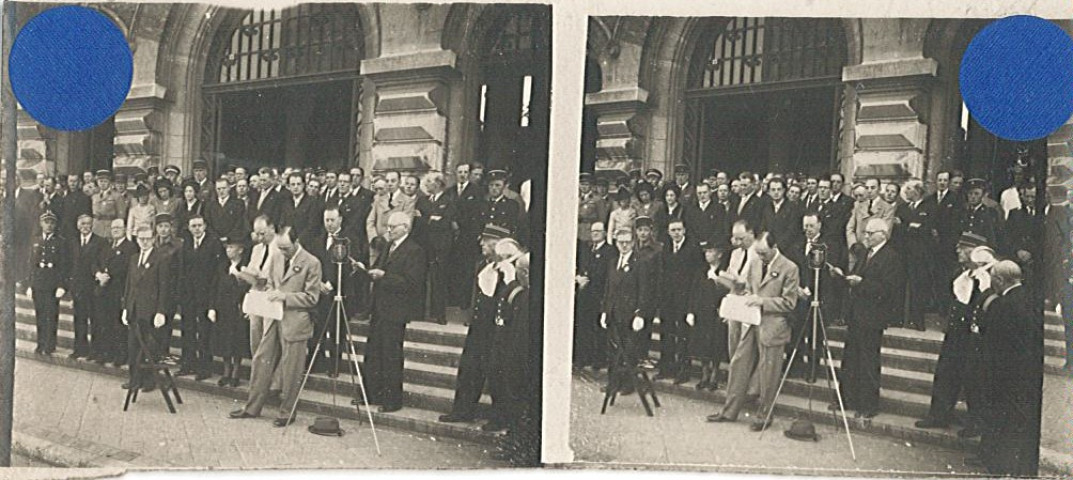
[139,251,147,267]
[81,236,87,247]
[259,248,269,270]
[868,200,874,216]
[761,262,769,279]
[738,251,748,275]
[619,255,627,270]
[673,242,680,254]
[195,238,201,250]
[388,242,398,257]
[284,257,291,273]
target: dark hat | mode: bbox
[164,165,181,176]
[614,188,632,202]
[224,236,249,248]
[307,416,344,437]
[227,164,238,174]
[644,168,663,179]
[784,420,819,442]
[699,240,720,251]
[635,182,654,197]
[95,169,113,179]
[595,177,609,187]
[579,172,594,184]
[134,172,148,184]
[487,169,509,182]
[957,232,988,248]
[313,167,325,175]
[154,212,174,224]
[192,159,208,170]
[674,163,689,174]
[966,178,987,190]
[114,173,128,183]
[481,224,512,240]
[635,216,654,229]
[39,210,57,223]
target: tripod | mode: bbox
[600,325,661,416]
[287,260,381,454]
[123,321,183,413]
[759,266,856,460]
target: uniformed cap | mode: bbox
[114,173,128,183]
[313,167,325,175]
[595,177,609,187]
[966,178,987,191]
[957,232,988,248]
[699,240,720,251]
[579,172,594,184]
[645,168,662,179]
[39,210,57,223]
[192,159,208,170]
[481,224,512,239]
[164,165,181,176]
[95,169,113,179]
[154,213,174,224]
[635,216,654,229]
[487,169,509,182]
[674,163,689,174]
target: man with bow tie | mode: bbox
[68,214,106,360]
[599,228,655,397]
[28,210,69,356]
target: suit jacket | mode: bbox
[59,190,92,239]
[180,235,224,312]
[478,195,523,239]
[893,198,938,260]
[847,242,906,329]
[305,228,360,284]
[366,193,417,244]
[446,182,483,242]
[683,201,728,248]
[174,199,204,241]
[68,234,106,299]
[732,192,767,231]
[659,239,704,317]
[274,247,322,342]
[245,241,286,291]
[784,235,847,294]
[204,195,248,243]
[29,233,69,291]
[279,194,321,243]
[744,252,800,347]
[602,250,655,323]
[846,198,895,248]
[576,241,617,309]
[370,236,428,324]
[959,203,1002,246]
[415,192,457,254]
[653,203,686,246]
[340,188,375,246]
[821,194,854,246]
[250,187,281,224]
[123,247,174,321]
[1003,206,1038,260]
[95,237,137,299]
[1043,204,1073,300]
[761,199,804,247]
[928,189,963,247]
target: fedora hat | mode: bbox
[308,416,344,436]
[783,420,819,442]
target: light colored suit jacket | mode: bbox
[366,192,417,242]
[246,241,285,290]
[275,247,322,342]
[846,198,895,247]
[745,252,799,347]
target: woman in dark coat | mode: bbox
[174,181,203,243]
[653,184,684,246]
[684,241,732,391]
[209,237,251,387]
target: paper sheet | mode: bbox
[242,290,283,320]
[719,294,761,325]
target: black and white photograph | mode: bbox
[567,15,1072,476]
[0,2,548,470]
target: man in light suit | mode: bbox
[846,180,895,269]
[230,226,321,427]
[708,230,799,432]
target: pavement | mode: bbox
[8,358,508,470]
[569,371,997,477]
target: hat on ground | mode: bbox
[308,416,344,436]
[784,420,819,442]
[39,210,57,223]
[645,168,663,179]
[154,213,174,225]
[635,216,654,229]
[164,165,181,176]
[481,224,512,240]
[192,159,209,171]
[674,163,689,174]
[956,232,988,248]
[95,169,113,179]
[579,172,594,184]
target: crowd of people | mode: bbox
[574,163,1066,476]
[0,159,538,442]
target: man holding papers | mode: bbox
[707,230,799,432]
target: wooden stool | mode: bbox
[123,324,183,414]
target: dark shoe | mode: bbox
[481,420,508,432]
[957,426,981,438]
[706,381,719,392]
[121,382,140,390]
[964,456,986,468]
[695,379,710,391]
[229,410,257,419]
[230,378,240,388]
[175,369,196,377]
[914,418,949,429]
[217,377,230,387]
[378,405,402,413]
[68,352,81,360]
[707,413,734,423]
[439,412,475,423]
[273,416,296,427]
[749,420,771,432]
[195,372,211,381]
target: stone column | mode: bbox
[16,109,55,177]
[361,50,458,174]
[843,58,937,181]
[586,87,648,174]
[112,83,167,173]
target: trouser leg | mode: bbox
[277,338,308,418]
[244,322,282,416]
[379,321,407,409]
[721,327,758,420]
[197,313,213,375]
[450,319,492,415]
[756,340,788,417]
[927,328,966,421]
[72,295,91,355]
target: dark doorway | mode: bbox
[68,117,116,174]
[580,57,602,173]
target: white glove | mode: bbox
[153,313,166,328]
[652,316,662,325]
[121,310,129,326]
[25,288,32,301]
[600,313,608,329]
[685,313,695,327]
[55,288,66,299]
[501,262,517,284]
[207,310,217,322]
[174,313,182,322]
[631,316,644,332]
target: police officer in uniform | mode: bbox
[28,210,69,355]
[959,178,1001,246]
[577,173,609,244]
[479,170,524,244]
[92,170,127,238]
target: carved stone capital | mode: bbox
[587,87,649,173]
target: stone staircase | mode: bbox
[13,294,496,445]
[593,312,1068,451]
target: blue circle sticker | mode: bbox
[960,15,1073,141]
[9,6,133,131]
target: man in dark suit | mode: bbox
[250,168,282,224]
[819,177,853,261]
[447,163,484,309]
[1002,184,1039,298]
[338,171,375,262]
[478,170,524,245]
[895,180,939,331]
[835,217,905,418]
[669,163,696,205]
[363,211,427,413]
[205,178,248,244]
[278,172,320,244]
[972,260,1042,476]
[784,213,846,378]
[959,178,1002,247]
[682,183,726,247]
[177,215,224,380]
[94,218,137,365]
[574,222,616,369]
[28,210,68,355]
[1043,198,1073,371]
[655,218,703,383]
[600,228,655,395]
[760,178,804,248]
[415,172,457,324]
[14,174,43,290]
[68,214,106,359]
[60,174,92,240]
[732,172,766,231]
[304,206,360,375]
[121,226,175,391]
[440,225,510,425]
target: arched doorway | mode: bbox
[682,17,847,179]
[200,4,364,175]
[474,6,550,185]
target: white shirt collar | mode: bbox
[1002,283,1022,296]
